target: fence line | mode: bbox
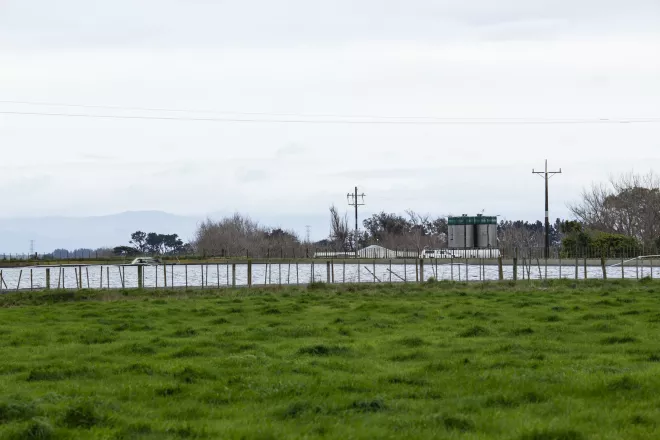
[4,245,658,263]
[0,256,658,292]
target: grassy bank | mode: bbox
[1,280,660,439]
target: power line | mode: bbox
[4,99,659,123]
[0,99,503,120]
[1,109,658,125]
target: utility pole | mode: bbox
[305,225,311,244]
[347,186,365,255]
[533,160,562,258]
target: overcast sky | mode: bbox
[1,0,659,239]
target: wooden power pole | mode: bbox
[533,160,562,259]
[347,187,365,255]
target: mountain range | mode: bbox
[0,211,201,255]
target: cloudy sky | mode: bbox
[1,0,659,239]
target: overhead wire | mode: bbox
[0,110,658,125]
[0,99,498,120]
[0,100,658,125]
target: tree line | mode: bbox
[45,232,191,259]
[194,214,304,257]
[324,206,448,251]
[113,231,191,256]
[560,171,660,256]
[193,171,660,257]
[45,170,660,259]
[191,209,451,257]
[497,171,660,256]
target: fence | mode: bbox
[0,255,658,292]
[2,245,657,263]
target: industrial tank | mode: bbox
[475,216,498,248]
[449,214,497,249]
[448,224,464,248]
[464,222,475,248]
[487,224,497,247]
[448,215,475,248]
[476,224,488,248]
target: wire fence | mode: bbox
[2,244,657,262]
[0,255,659,292]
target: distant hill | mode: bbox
[0,211,202,255]
[0,210,330,255]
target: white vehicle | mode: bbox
[420,249,455,259]
[450,249,501,259]
[131,257,162,265]
[420,248,501,259]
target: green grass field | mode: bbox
[1,280,660,439]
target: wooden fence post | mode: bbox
[247,260,252,287]
[513,250,518,282]
[498,256,504,281]
[46,268,51,290]
[584,257,588,279]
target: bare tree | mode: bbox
[569,171,660,245]
[498,221,545,251]
[405,210,431,252]
[194,213,303,257]
[377,231,413,250]
[358,210,447,250]
[329,205,351,251]
[404,210,449,251]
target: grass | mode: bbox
[1,279,660,439]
